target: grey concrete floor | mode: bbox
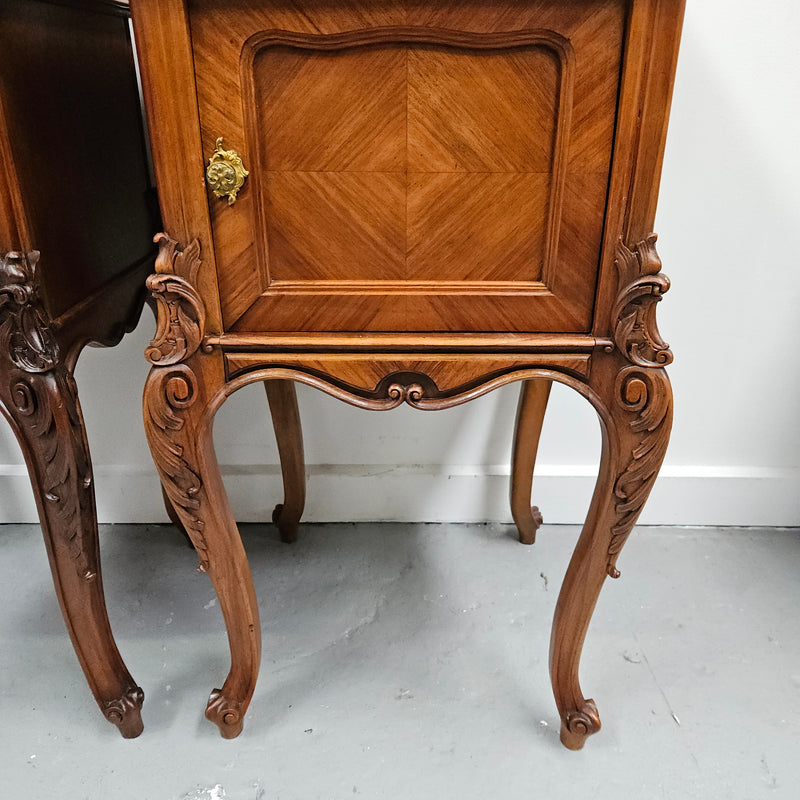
[1,523,798,799]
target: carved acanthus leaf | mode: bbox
[144,364,209,569]
[613,235,673,369]
[145,234,205,366]
[0,250,60,372]
[9,371,96,580]
[608,367,672,578]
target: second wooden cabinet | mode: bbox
[131,0,684,749]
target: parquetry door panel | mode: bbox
[189,0,626,333]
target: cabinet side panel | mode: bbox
[0,0,155,321]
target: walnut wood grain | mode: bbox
[132,0,685,746]
[188,9,622,332]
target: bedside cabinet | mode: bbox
[131,0,684,748]
[0,0,157,735]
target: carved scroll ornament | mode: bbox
[145,234,205,366]
[612,235,673,369]
[144,364,209,569]
[0,250,59,372]
[604,235,674,578]
[564,699,601,740]
[607,367,672,578]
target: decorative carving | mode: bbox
[608,367,672,578]
[0,250,60,372]
[144,364,209,570]
[605,234,674,578]
[206,138,249,205]
[102,686,145,738]
[562,699,601,747]
[385,381,425,408]
[226,364,590,413]
[206,688,243,739]
[612,235,673,368]
[2,354,96,581]
[145,234,205,366]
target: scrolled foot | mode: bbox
[560,699,601,750]
[272,503,298,544]
[102,686,145,739]
[518,505,544,545]
[206,688,244,739]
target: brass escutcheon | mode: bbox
[206,137,248,205]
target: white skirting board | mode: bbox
[0,463,798,527]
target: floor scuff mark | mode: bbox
[622,650,642,664]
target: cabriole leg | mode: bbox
[550,359,672,749]
[143,233,260,738]
[264,379,305,543]
[144,360,260,738]
[510,379,552,544]
[0,250,142,737]
[0,367,144,737]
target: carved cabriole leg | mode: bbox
[551,235,674,749]
[143,234,260,738]
[264,379,305,543]
[0,251,143,737]
[510,379,552,544]
[144,360,260,737]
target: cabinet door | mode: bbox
[189,0,627,333]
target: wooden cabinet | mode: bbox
[0,0,157,736]
[132,0,684,748]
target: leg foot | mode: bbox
[510,379,552,544]
[102,686,145,738]
[272,502,298,543]
[265,380,305,544]
[560,699,601,750]
[206,688,244,739]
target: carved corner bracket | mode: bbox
[0,250,60,372]
[145,234,206,366]
[612,234,673,369]
[606,235,673,579]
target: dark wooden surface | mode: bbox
[0,0,157,736]
[0,0,155,325]
[133,0,684,748]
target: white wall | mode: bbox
[1,1,799,526]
